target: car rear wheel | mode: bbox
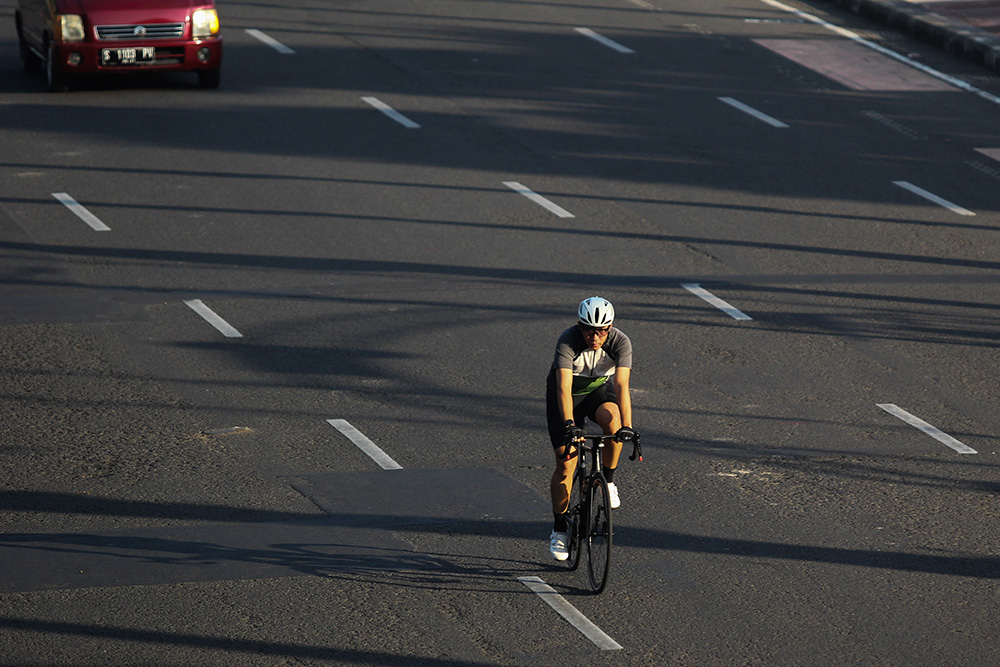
[45,40,70,92]
[197,69,220,89]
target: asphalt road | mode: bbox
[2,0,1000,664]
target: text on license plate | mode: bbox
[101,47,155,65]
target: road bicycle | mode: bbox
[564,432,641,593]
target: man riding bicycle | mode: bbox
[546,296,637,561]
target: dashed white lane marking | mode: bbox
[975,148,1000,163]
[183,299,243,338]
[681,284,753,320]
[757,0,1000,107]
[862,111,920,140]
[361,97,421,129]
[327,419,403,470]
[877,404,976,454]
[245,29,295,54]
[503,182,575,218]
[52,193,110,231]
[892,181,975,216]
[717,97,789,128]
[518,577,622,650]
[574,28,635,54]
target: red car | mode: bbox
[15,0,222,91]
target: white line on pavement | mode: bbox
[717,97,789,128]
[574,28,635,54]
[975,148,1000,164]
[681,284,753,320]
[327,419,403,470]
[892,181,975,216]
[862,111,920,140]
[52,193,110,231]
[183,299,243,338]
[361,97,421,129]
[757,0,1000,108]
[245,29,295,54]
[518,577,622,650]
[877,404,977,454]
[503,182,575,218]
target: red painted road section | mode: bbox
[754,38,958,91]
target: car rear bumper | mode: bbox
[51,37,222,74]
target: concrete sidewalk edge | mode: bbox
[820,0,1000,72]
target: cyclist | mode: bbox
[547,296,637,561]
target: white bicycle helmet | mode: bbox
[578,296,614,327]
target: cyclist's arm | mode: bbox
[556,368,576,424]
[615,366,632,428]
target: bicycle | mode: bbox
[563,431,642,593]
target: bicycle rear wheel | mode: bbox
[586,476,612,592]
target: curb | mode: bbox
[820,0,1000,72]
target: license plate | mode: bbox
[101,47,155,66]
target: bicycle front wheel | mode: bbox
[566,478,582,571]
[586,476,612,593]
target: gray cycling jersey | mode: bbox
[548,326,632,395]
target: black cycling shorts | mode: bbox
[546,381,619,449]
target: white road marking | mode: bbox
[757,0,1000,107]
[518,577,622,650]
[327,419,403,470]
[877,404,976,454]
[862,111,920,139]
[975,148,1000,163]
[893,181,975,216]
[183,299,243,338]
[574,28,635,54]
[503,182,575,218]
[245,29,295,54]
[967,159,1000,183]
[681,284,753,320]
[361,97,421,129]
[52,193,110,231]
[717,97,789,128]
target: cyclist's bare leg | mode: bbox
[594,402,623,470]
[550,444,578,515]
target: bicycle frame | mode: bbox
[564,434,617,593]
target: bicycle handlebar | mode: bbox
[565,432,643,462]
[581,434,617,444]
[628,432,642,462]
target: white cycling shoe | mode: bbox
[607,482,621,509]
[549,531,569,561]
